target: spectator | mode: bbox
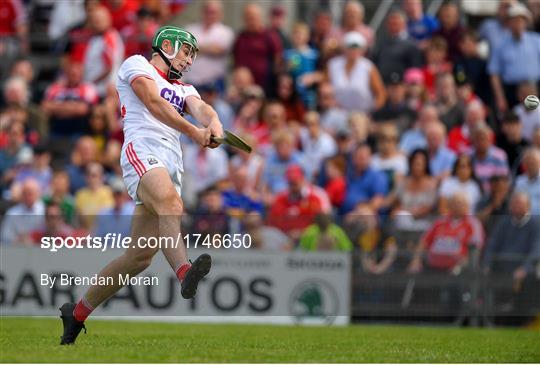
[267,164,329,240]
[0,0,28,62]
[327,31,386,113]
[386,149,438,232]
[232,87,269,150]
[439,154,482,214]
[83,5,125,97]
[425,121,456,181]
[269,4,291,50]
[229,134,264,194]
[342,143,389,214]
[233,3,282,93]
[400,104,439,155]
[497,111,528,171]
[191,186,228,237]
[300,213,353,252]
[222,165,264,216]
[338,1,374,48]
[121,7,159,59]
[434,1,465,62]
[185,0,234,90]
[514,148,540,215]
[513,82,540,143]
[74,162,114,230]
[299,111,337,179]
[403,0,439,47]
[30,201,78,245]
[454,30,492,106]
[372,122,408,189]
[373,72,417,133]
[371,9,422,81]
[0,179,45,245]
[408,192,484,273]
[470,125,510,192]
[484,192,540,283]
[476,175,511,232]
[276,73,306,123]
[183,143,229,205]
[489,2,540,111]
[41,59,99,146]
[478,0,514,54]
[262,131,306,197]
[422,37,453,98]
[323,156,347,209]
[2,76,47,141]
[403,67,428,112]
[447,100,486,155]
[0,120,32,192]
[93,177,134,239]
[349,112,376,148]
[225,67,255,111]
[284,22,319,109]
[243,211,291,251]
[309,10,341,62]
[102,0,139,33]
[260,100,288,145]
[317,82,349,135]
[48,0,86,44]
[65,136,99,193]
[42,170,76,225]
[10,145,52,199]
[358,215,398,274]
[62,0,100,63]
[435,72,464,131]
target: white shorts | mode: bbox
[120,137,183,205]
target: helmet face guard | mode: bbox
[151,26,199,80]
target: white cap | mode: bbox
[343,31,367,49]
[508,3,532,22]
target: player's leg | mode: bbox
[60,204,159,344]
[136,166,211,299]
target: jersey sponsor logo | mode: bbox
[160,87,185,113]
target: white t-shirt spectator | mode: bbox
[327,55,375,112]
[184,22,235,86]
[371,154,408,176]
[84,28,125,96]
[514,104,540,143]
[299,129,337,178]
[439,176,482,213]
[0,201,45,245]
[183,144,229,196]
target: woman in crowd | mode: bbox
[438,154,482,214]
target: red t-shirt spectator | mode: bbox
[0,0,25,36]
[422,216,484,270]
[102,0,139,33]
[325,177,346,207]
[267,185,327,233]
[121,21,159,58]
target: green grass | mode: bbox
[1,317,539,363]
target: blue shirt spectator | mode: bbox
[400,128,426,155]
[408,15,439,42]
[488,31,540,84]
[222,190,264,214]
[430,145,456,178]
[514,148,540,215]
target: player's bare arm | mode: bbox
[185,95,223,148]
[131,76,211,147]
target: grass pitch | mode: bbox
[1,317,539,363]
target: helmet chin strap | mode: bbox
[152,41,183,80]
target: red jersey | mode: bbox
[0,0,25,36]
[422,216,484,270]
[267,186,326,233]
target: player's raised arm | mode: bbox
[185,95,224,148]
[131,76,211,147]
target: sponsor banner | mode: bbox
[0,247,350,325]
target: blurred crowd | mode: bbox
[1,0,540,282]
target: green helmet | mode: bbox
[152,25,198,59]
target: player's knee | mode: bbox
[127,250,156,273]
[155,191,183,216]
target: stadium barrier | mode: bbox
[0,247,351,325]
